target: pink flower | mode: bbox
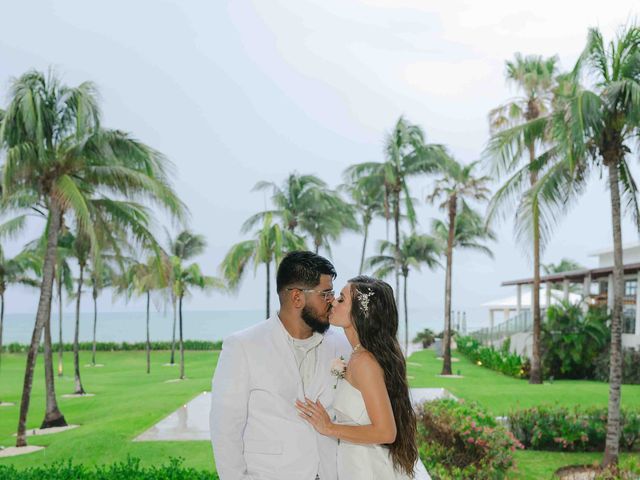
[330,356,346,388]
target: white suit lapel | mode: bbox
[268,315,305,399]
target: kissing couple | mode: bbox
[210,251,431,479]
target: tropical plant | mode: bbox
[413,328,436,349]
[542,302,610,379]
[428,159,494,375]
[117,254,169,374]
[485,53,559,385]
[166,230,206,365]
[0,69,186,447]
[87,259,116,366]
[340,173,386,274]
[221,214,306,318]
[366,233,441,354]
[345,117,447,304]
[172,247,223,379]
[543,24,640,466]
[542,258,585,292]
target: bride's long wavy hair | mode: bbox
[348,275,418,477]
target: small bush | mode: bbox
[508,405,640,452]
[594,347,640,385]
[3,340,222,354]
[456,336,529,379]
[413,328,436,348]
[417,399,523,479]
[0,457,217,480]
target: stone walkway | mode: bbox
[135,387,454,441]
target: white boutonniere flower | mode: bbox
[330,356,347,389]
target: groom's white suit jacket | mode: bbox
[210,315,351,480]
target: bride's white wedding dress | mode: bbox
[333,379,432,480]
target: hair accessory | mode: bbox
[356,288,374,315]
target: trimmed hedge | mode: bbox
[594,347,640,385]
[456,336,530,379]
[0,457,217,480]
[508,405,640,452]
[417,399,523,479]
[2,340,222,353]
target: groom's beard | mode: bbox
[301,305,331,334]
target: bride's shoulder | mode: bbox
[348,350,383,377]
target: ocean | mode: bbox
[2,307,487,345]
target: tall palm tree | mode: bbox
[366,233,441,354]
[173,257,223,380]
[70,232,91,394]
[299,192,358,255]
[428,159,494,375]
[340,176,385,274]
[117,254,168,374]
[544,24,640,466]
[87,258,116,366]
[486,53,559,384]
[221,213,306,318]
[166,230,206,365]
[345,117,447,304]
[243,173,326,232]
[0,70,186,448]
[54,229,74,377]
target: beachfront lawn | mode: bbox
[1,347,638,479]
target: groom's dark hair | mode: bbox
[276,251,336,293]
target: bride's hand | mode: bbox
[295,398,334,437]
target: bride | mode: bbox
[296,275,431,480]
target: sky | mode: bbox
[2,0,640,329]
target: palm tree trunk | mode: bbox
[442,197,456,376]
[0,291,4,371]
[146,291,151,374]
[179,294,185,380]
[57,278,64,377]
[92,284,98,366]
[170,294,177,364]
[16,201,62,447]
[41,307,67,428]
[603,161,624,467]
[266,261,271,319]
[529,147,543,385]
[403,273,409,356]
[393,193,401,307]
[73,264,86,395]
[359,221,369,275]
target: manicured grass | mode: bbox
[0,350,219,471]
[406,349,640,415]
[1,347,638,479]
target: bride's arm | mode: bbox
[296,352,397,445]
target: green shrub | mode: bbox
[456,336,529,379]
[541,303,609,380]
[417,399,523,479]
[594,347,640,385]
[3,340,222,353]
[413,328,436,348]
[0,457,217,480]
[508,405,640,452]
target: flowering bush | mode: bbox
[456,336,529,379]
[508,405,640,452]
[416,399,523,479]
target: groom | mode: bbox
[210,251,351,480]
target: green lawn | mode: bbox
[0,350,219,471]
[0,347,638,479]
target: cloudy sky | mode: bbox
[2,0,639,328]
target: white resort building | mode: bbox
[473,244,640,356]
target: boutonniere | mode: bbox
[330,356,347,389]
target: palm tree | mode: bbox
[543,258,585,293]
[299,192,358,255]
[87,258,116,366]
[345,117,447,304]
[340,176,385,274]
[54,229,74,377]
[166,230,206,365]
[70,232,91,394]
[221,213,306,318]
[366,233,441,354]
[0,246,40,370]
[0,70,186,448]
[117,254,168,374]
[428,159,494,375]
[173,256,223,380]
[486,53,559,384]
[544,24,640,466]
